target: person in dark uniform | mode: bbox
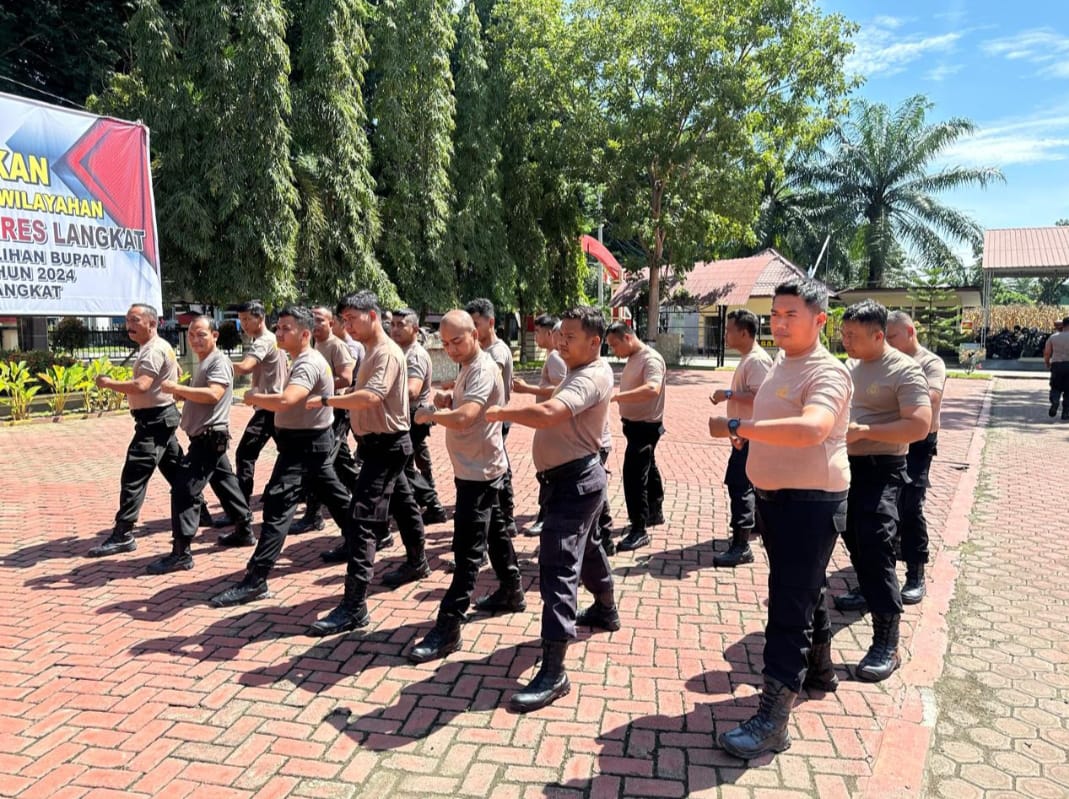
[209,306,354,608]
[466,298,518,538]
[291,306,359,533]
[709,310,772,567]
[89,304,187,557]
[147,316,255,573]
[486,306,618,713]
[834,301,931,683]
[391,307,448,524]
[231,300,287,510]
[605,323,666,552]
[709,279,852,760]
[1044,316,1069,419]
[308,291,430,636]
[885,311,946,604]
[407,310,525,663]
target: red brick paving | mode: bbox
[0,369,991,797]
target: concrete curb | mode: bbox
[862,378,995,799]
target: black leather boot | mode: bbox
[718,676,797,759]
[290,513,326,534]
[210,572,270,607]
[382,556,431,588]
[714,528,754,568]
[803,640,839,692]
[87,522,136,557]
[576,593,621,631]
[509,639,570,713]
[147,538,194,574]
[321,541,348,563]
[421,504,448,525]
[308,575,370,636]
[616,525,650,552]
[474,583,527,614]
[856,613,902,682]
[833,586,868,613]
[218,519,256,548]
[199,503,214,528]
[901,563,926,605]
[408,617,462,663]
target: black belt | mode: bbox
[356,430,407,445]
[755,488,848,502]
[191,425,229,440]
[130,404,175,419]
[848,454,907,466]
[536,454,600,485]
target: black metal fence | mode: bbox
[46,324,245,362]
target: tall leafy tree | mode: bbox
[809,95,1003,289]
[370,0,456,312]
[573,0,856,337]
[448,2,512,310]
[290,0,394,306]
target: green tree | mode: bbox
[810,95,1003,289]
[573,0,856,337]
[370,0,456,312]
[907,262,961,352]
[290,0,394,306]
[448,2,512,311]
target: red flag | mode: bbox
[581,235,622,281]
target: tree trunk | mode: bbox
[646,245,661,343]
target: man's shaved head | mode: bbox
[440,309,476,335]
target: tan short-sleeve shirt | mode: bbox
[532,358,613,472]
[276,348,334,430]
[619,345,666,422]
[728,345,773,419]
[128,335,178,410]
[350,338,410,435]
[447,350,508,482]
[246,328,287,394]
[315,334,355,387]
[746,344,852,492]
[912,345,946,433]
[181,349,233,437]
[486,338,513,404]
[847,347,931,456]
[540,350,567,388]
[405,342,433,408]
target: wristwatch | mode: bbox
[321,396,330,408]
[727,417,742,440]
[724,389,734,399]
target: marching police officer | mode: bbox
[834,300,931,683]
[709,309,772,567]
[89,303,187,557]
[308,291,429,636]
[407,310,525,663]
[709,279,852,760]
[486,306,618,713]
[886,311,946,604]
[209,306,353,608]
[147,316,255,573]
[605,323,666,552]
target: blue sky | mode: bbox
[820,0,1069,234]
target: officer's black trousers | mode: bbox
[757,489,846,693]
[843,456,907,615]
[723,441,756,532]
[115,405,183,526]
[235,409,275,503]
[898,434,937,565]
[246,427,352,578]
[621,419,664,530]
[597,448,614,541]
[498,423,515,529]
[172,431,251,541]
[1050,363,1069,407]
[439,477,521,621]
[303,409,360,518]
[405,420,441,510]
[537,456,614,641]
[345,432,425,591]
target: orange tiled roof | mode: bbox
[983,227,1069,273]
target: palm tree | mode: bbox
[809,95,1003,288]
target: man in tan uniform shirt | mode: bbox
[1044,315,1069,419]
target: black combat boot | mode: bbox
[901,563,926,605]
[218,518,256,548]
[308,575,370,636]
[509,639,571,713]
[290,513,325,534]
[576,592,621,631]
[147,538,194,574]
[713,528,754,568]
[616,525,650,552]
[474,583,527,614]
[421,504,448,525]
[856,613,902,682]
[382,556,431,588]
[210,571,271,607]
[803,640,839,692]
[408,617,463,663]
[647,508,665,527]
[87,522,136,557]
[199,503,214,528]
[321,541,348,563]
[833,585,868,613]
[718,676,797,759]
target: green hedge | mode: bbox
[0,350,78,375]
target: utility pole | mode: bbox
[597,222,605,308]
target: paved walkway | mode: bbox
[923,378,1069,799]
[0,369,993,798]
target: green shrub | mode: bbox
[217,320,242,351]
[37,363,86,415]
[0,360,41,420]
[51,317,90,353]
[1,349,77,375]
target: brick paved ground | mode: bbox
[0,369,989,799]
[923,378,1069,799]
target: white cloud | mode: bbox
[847,18,962,78]
[941,110,1069,167]
[926,63,964,81]
[982,28,1069,78]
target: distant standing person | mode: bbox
[605,323,666,552]
[709,310,772,567]
[1044,316,1069,419]
[333,315,365,366]
[885,311,946,604]
[89,304,186,557]
[466,298,518,537]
